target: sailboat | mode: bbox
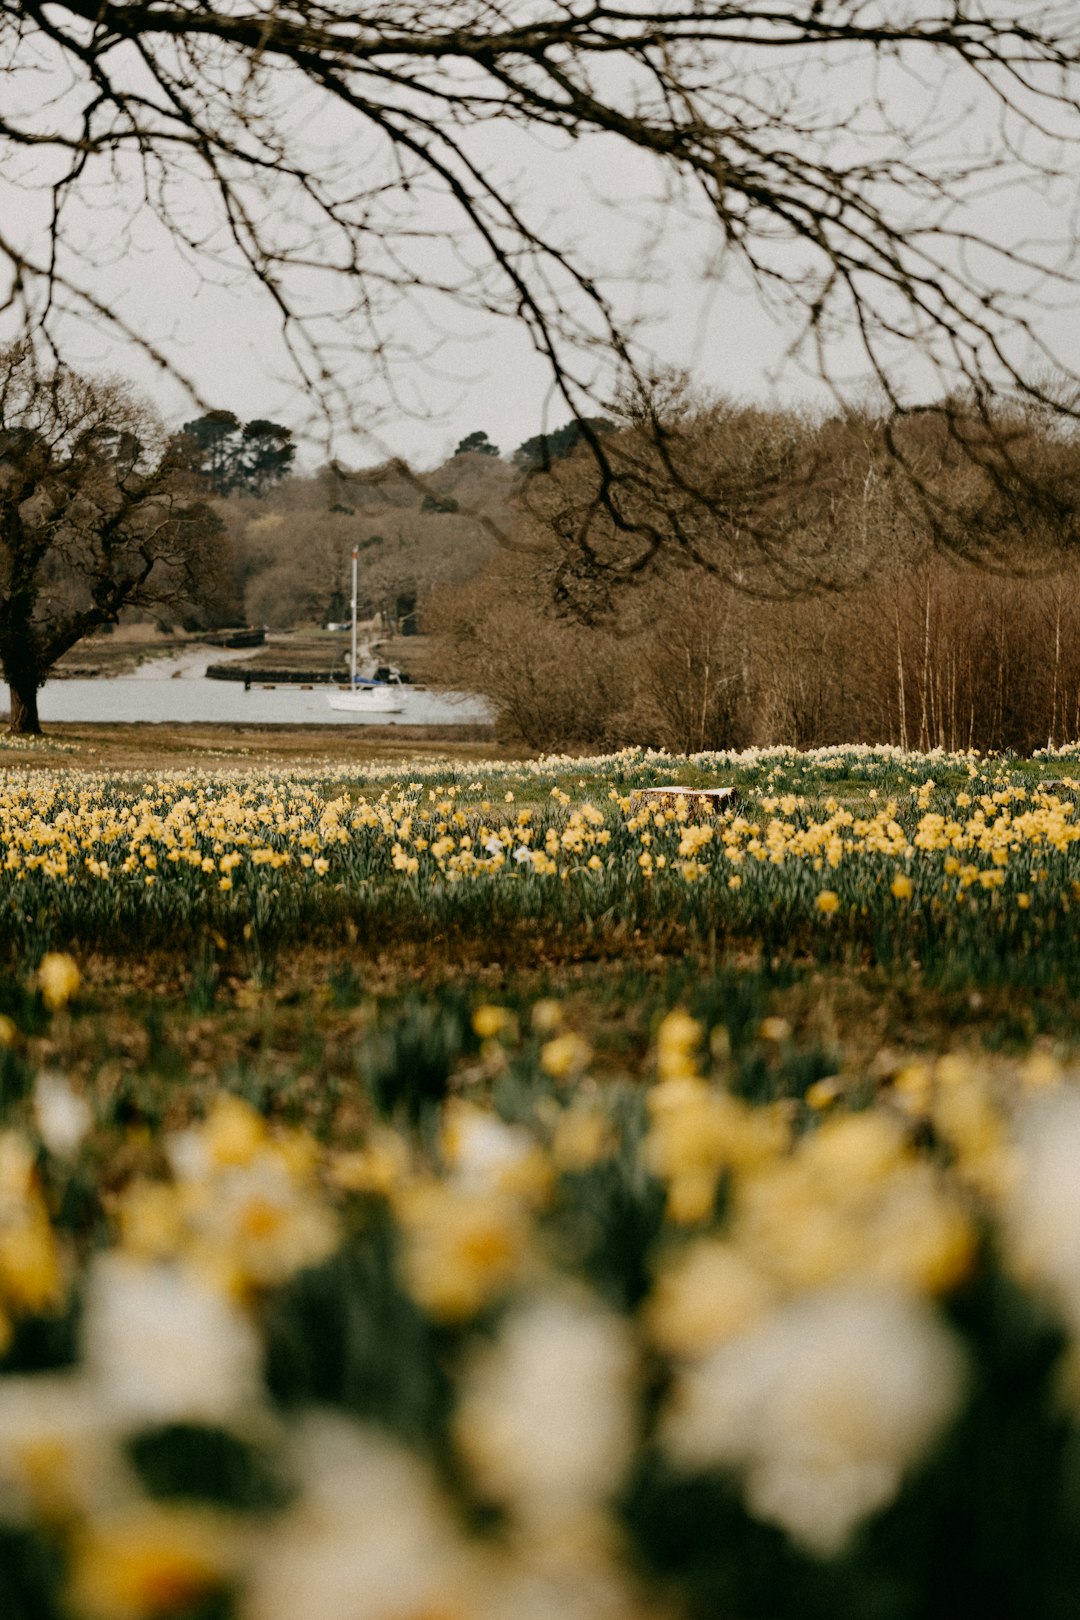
[327,546,407,714]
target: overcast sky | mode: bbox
[4,16,1080,470]
[6,126,829,468]
[40,194,806,469]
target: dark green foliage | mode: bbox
[0,1526,66,1620]
[129,1425,291,1513]
[328,958,363,1008]
[170,1600,235,1620]
[263,1209,454,1451]
[732,1040,839,1106]
[179,410,241,492]
[544,1093,668,1311]
[454,431,500,457]
[690,967,768,1055]
[187,939,221,1014]
[0,1296,81,1374]
[903,1262,1080,1620]
[0,1043,35,1110]
[364,992,474,1125]
[623,1456,828,1620]
[241,420,297,497]
[513,417,614,471]
[181,412,295,497]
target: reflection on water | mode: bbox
[6,677,492,728]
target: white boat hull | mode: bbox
[327,686,406,715]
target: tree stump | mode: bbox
[629,785,741,816]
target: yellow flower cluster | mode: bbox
[0,766,1075,922]
[118,1094,338,1296]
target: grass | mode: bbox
[0,721,506,772]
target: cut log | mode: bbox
[630,785,741,816]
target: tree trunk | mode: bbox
[8,680,42,735]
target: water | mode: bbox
[4,652,491,727]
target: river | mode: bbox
[4,648,492,727]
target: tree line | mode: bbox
[6,336,1080,751]
[4,0,1080,749]
[436,388,1080,756]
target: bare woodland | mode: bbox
[441,551,1080,757]
[436,393,1080,755]
[220,454,514,630]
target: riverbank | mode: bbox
[54,627,440,686]
[0,721,509,772]
[52,625,196,678]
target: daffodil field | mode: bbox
[6,743,1080,1619]
[5,742,1080,980]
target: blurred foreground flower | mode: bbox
[69,1504,239,1620]
[645,1239,778,1358]
[0,1373,129,1522]
[242,1415,475,1620]
[442,1101,550,1202]
[540,1033,592,1082]
[663,1284,967,1555]
[162,1097,340,1293]
[656,1010,702,1082]
[38,952,81,1010]
[473,1004,517,1042]
[34,1072,92,1158]
[82,1255,263,1425]
[0,1131,67,1345]
[455,1292,636,1531]
[396,1182,530,1321]
[1006,1090,1080,1334]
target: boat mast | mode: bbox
[350,545,358,688]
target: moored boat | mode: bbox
[327,678,406,714]
[327,548,407,715]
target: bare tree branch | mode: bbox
[2,0,1080,572]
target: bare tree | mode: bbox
[438,385,1080,752]
[3,2,1080,494]
[512,385,899,601]
[0,345,225,732]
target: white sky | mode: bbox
[10,131,823,467]
[4,18,1080,470]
